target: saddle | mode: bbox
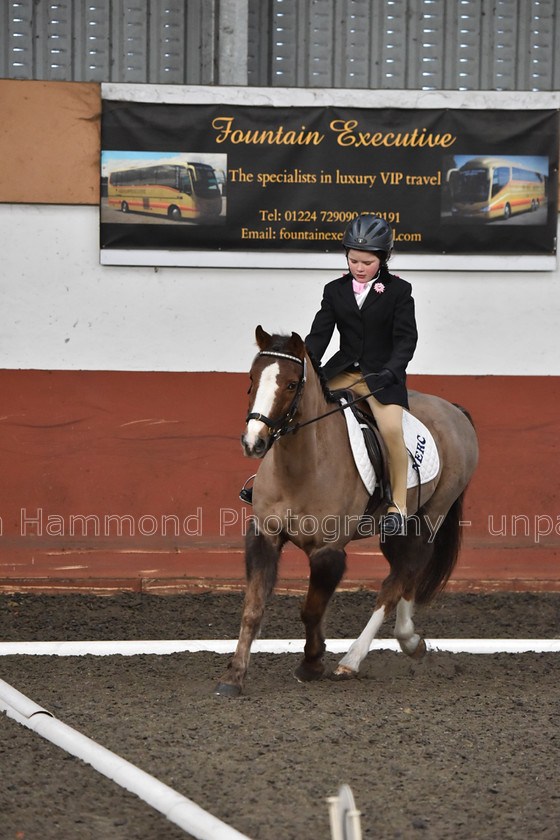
[332,388,392,519]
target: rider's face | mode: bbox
[347,249,381,284]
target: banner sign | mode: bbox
[100,101,558,265]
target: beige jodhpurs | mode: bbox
[328,370,408,513]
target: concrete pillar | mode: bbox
[218,0,249,85]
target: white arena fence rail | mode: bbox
[1,638,560,656]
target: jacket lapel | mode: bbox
[339,273,360,310]
[360,271,390,312]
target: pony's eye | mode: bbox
[287,381,297,391]
[247,377,253,394]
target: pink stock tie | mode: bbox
[352,279,369,294]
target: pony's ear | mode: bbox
[255,325,271,349]
[286,331,305,359]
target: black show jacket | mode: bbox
[305,267,418,408]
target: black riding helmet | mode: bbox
[342,213,393,254]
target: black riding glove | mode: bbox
[365,368,396,393]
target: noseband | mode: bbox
[246,350,307,444]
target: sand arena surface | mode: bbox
[1,591,559,839]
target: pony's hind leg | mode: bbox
[395,597,426,659]
[294,545,346,683]
[333,602,387,678]
[333,586,424,677]
[338,595,426,674]
[334,526,435,678]
[215,522,282,697]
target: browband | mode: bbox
[258,350,304,366]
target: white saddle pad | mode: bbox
[402,409,440,487]
[341,399,440,496]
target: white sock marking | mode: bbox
[338,605,386,672]
[395,598,420,654]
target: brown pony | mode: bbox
[215,326,478,696]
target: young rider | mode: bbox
[305,214,418,536]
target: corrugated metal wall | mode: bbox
[1,0,560,90]
[0,0,219,84]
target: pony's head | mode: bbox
[241,326,307,458]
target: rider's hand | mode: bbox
[365,368,396,392]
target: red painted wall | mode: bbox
[0,371,558,591]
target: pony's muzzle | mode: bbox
[241,425,269,458]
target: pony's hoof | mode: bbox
[331,664,358,680]
[214,681,242,697]
[294,663,324,683]
[408,638,427,660]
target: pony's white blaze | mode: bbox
[244,362,280,448]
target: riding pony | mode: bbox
[215,326,478,696]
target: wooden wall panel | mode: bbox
[0,80,100,205]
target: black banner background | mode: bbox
[101,102,558,257]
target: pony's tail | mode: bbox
[454,403,476,428]
[414,490,465,605]
[413,404,475,605]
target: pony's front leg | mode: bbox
[294,545,346,683]
[215,522,282,697]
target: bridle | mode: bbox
[245,349,384,447]
[245,350,307,445]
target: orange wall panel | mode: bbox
[0,80,100,205]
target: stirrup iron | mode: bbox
[239,474,256,505]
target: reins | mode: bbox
[289,378,384,434]
[246,350,382,439]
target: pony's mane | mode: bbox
[268,334,338,405]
